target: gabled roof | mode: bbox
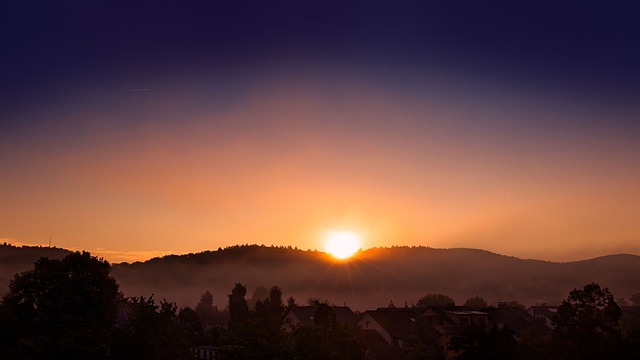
[421,306,488,320]
[419,306,491,335]
[483,307,551,334]
[527,305,558,319]
[286,305,357,327]
[442,310,489,316]
[361,308,422,339]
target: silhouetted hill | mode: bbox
[2,244,639,310]
[0,244,71,294]
[110,245,640,310]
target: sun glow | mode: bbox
[325,231,361,259]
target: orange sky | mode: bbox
[2,69,639,263]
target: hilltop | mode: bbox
[1,244,639,310]
[0,243,70,293]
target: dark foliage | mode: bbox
[618,307,640,359]
[0,251,119,359]
[292,304,366,360]
[416,293,455,308]
[401,336,443,360]
[450,324,518,360]
[223,285,292,359]
[195,290,215,327]
[0,251,202,360]
[505,300,526,310]
[401,324,445,360]
[464,296,488,309]
[228,283,249,330]
[111,296,197,360]
[513,329,552,360]
[178,306,205,347]
[552,283,622,360]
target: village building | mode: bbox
[527,305,559,329]
[282,305,358,332]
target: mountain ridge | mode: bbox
[1,244,638,310]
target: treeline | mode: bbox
[0,251,364,360]
[0,251,639,359]
[110,245,640,310]
[4,243,640,311]
[0,252,204,359]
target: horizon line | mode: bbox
[2,239,638,265]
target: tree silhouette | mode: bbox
[287,296,297,309]
[178,306,204,348]
[255,286,284,317]
[505,300,525,309]
[553,283,622,360]
[228,283,249,329]
[620,306,640,358]
[0,251,119,359]
[244,286,292,359]
[450,324,518,360]
[111,296,195,360]
[464,296,488,309]
[292,304,366,360]
[223,285,292,359]
[416,293,455,307]
[248,285,269,310]
[195,290,215,327]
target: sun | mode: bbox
[325,231,361,259]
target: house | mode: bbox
[420,306,491,359]
[484,306,551,336]
[358,306,491,359]
[358,307,422,348]
[421,307,490,336]
[193,345,223,360]
[527,305,558,329]
[283,305,357,332]
[437,309,489,327]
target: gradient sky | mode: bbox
[2,1,640,262]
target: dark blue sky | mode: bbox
[3,1,640,114]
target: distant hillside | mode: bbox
[111,245,640,310]
[1,244,639,310]
[0,244,70,294]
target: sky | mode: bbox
[2,1,640,263]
